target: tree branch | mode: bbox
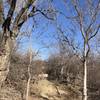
[2,0,17,29]
[14,4,31,26]
[11,1,35,37]
[85,0,100,34]
[17,6,54,30]
[56,10,78,20]
[72,0,85,40]
[57,27,82,61]
[17,6,36,29]
[88,25,100,41]
[1,0,17,43]
[35,8,54,20]
[7,0,17,17]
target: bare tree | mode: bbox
[55,0,100,100]
[0,0,54,88]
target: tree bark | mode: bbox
[26,70,31,100]
[83,43,88,100]
[0,0,4,24]
[0,37,13,88]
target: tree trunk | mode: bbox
[61,66,64,80]
[83,43,88,100]
[26,42,32,100]
[0,38,13,88]
[0,0,3,24]
[26,72,31,100]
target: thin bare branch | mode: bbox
[17,6,55,30]
[88,25,100,41]
[56,10,78,20]
[72,0,85,40]
[35,8,54,20]
[85,0,100,34]
[57,27,82,61]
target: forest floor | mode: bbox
[0,79,82,100]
